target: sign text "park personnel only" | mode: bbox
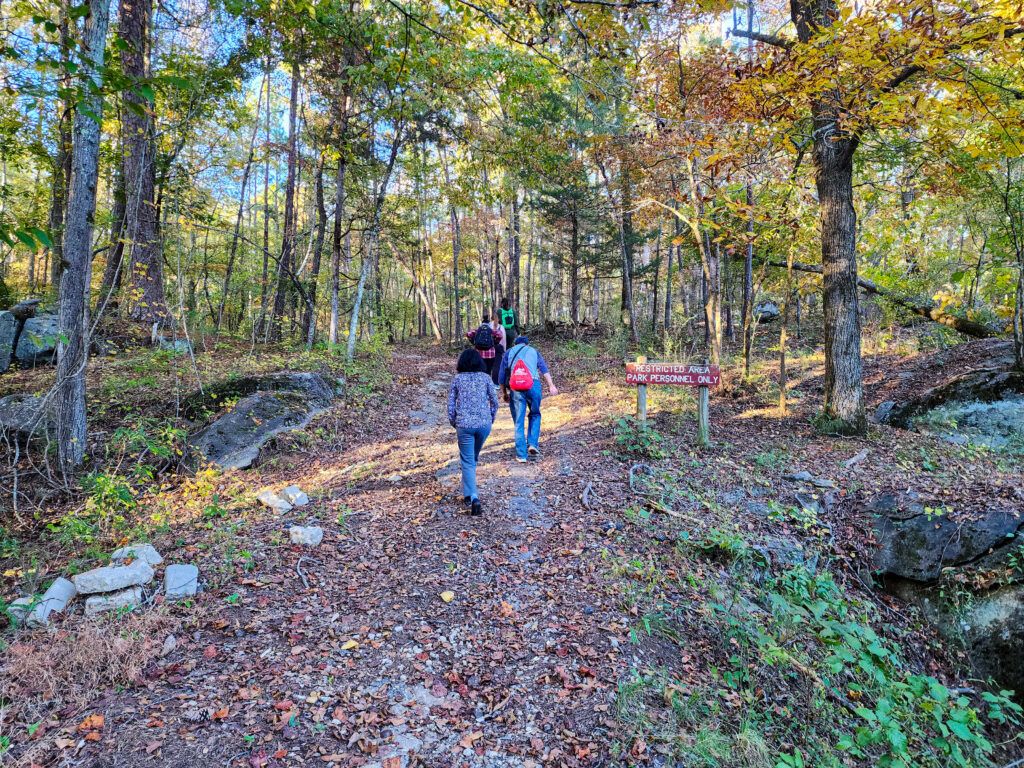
[625,362,721,387]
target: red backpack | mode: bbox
[507,347,535,391]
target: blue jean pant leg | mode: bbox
[525,382,542,449]
[511,382,542,457]
[457,426,489,501]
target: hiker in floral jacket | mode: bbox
[447,348,498,516]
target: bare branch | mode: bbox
[731,28,795,51]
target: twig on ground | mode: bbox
[296,557,311,589]
[225,752,248,768]
[644,498,700,523]
[628,463,654,495]
[843,449,870,468]
[581,482,596,509]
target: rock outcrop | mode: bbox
[186,372,335,470]
[872,492,1024,696]
[14,313,59,365]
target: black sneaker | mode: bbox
[470,500,482,516]
[463,496,471,505]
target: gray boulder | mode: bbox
[73,560,155,594]
[885,368,1024,429]
[874,501,1024,697]
[155,335,192,356]
[85,586,143,616]
[14,313,59,365]
[9,298,42,321]
[23,577,77,627]
[257,490,292,513]
[165,564,199,599]
[281,485,309,506]
[0,393,53,442]
[186,372,334,470]
[755,301,780,323]
[110,542,163,566]
[289,525,323,547]
[873,505,1022,582]
[0,311,17,372]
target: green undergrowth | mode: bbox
[607,469,1021,767]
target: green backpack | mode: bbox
[500,308,515,329]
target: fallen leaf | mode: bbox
[458,731,483,749]
[203,644,218,660]
[274,749,287,759]
[211,707,229,720]
[78,714,104,732]
[85,732,101,742]
[145,741,163,754]
[274,700,294,711]
[440,591,455,603]
[54,738,75,749]
[341,639,358,651]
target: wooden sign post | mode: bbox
[626,358,720,447]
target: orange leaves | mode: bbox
[78,714,104,733]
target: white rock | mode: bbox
[388,473,402,484]
[281,485,309,506]
[74,560,154,594]
[7,597,34,625]
[289,525,323,547]
[160,634,177,657]
[165,564,199,599]
[257,490,292,514]
[26,577,78,627]
[110,542,163,566]
[85,586,143,616]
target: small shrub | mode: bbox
[614,416,668,459]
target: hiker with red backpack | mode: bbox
[497,336,558,463]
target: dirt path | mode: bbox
[58,352,634,768]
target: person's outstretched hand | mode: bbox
[549,385,559,396]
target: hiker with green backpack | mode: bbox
[497,336,558,463]
[498,297,519,340]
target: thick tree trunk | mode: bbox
[122,0,167,325]
[271,58,300,342]
[56,0,109,474]
[815,141,866,433]
[48,0,73,295]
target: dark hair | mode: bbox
[457,348,486,373]
[482,313,490,323]
[500,297,510,310]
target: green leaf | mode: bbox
[947,719,972,740]
[30,228,53,248]
[14,230,36,248]
[854,707,876,722]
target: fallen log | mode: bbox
[766,260,998,339]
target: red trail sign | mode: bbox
[625,362,720,387]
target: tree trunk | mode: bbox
[122,0,167,325]
[743,180,754,378]
[346,125,402,361]
[271,58,300,342]
[303,150,327,348]
[569,198,580,325]
[48,0,73,296]
[258,58,272,338]
[216,77,265,337]
[56,0,109,474]
[511,188,521,307]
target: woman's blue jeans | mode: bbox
[457,425,491,501]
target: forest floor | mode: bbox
[2,326,1024,767]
